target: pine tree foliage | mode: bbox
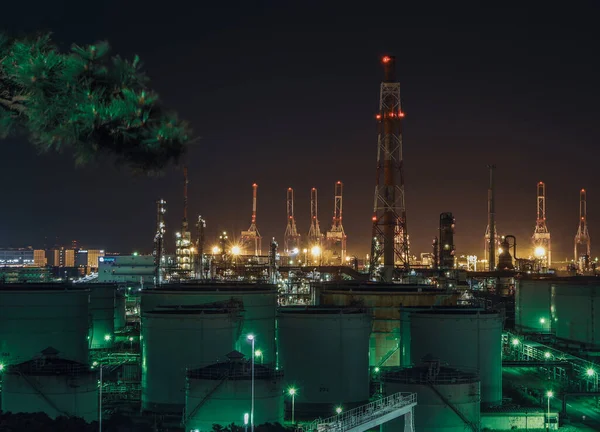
[0,33,190,171]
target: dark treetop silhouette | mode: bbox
[0,33,190,172]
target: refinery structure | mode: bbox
[2,55,600,432]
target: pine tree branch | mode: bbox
[0,97,26,113]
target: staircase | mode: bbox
[184,374,229,424]
[300,392,417,432]
[427,383,478,432]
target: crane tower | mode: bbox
[326,181,347,264]
[574,188,591,267]
[175,167,193,279]
[307,188,323,247]
[153,199,167,285]
[369,55,409,281]
[531,181,551,267]
[241,183,262,255]
[284,188,300,255]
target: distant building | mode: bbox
[0,248,35,266]
[33,249,46,266]
[47,247,76,267]
[76,249,105,273]
[98,254,155,287]
[0,266,50,283]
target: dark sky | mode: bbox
[1,2,599,260]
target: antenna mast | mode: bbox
[284,188,300,254]
[484,165,498,271]
[369,55,409,281]
[326,181,347,264]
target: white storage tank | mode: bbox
[114,292,127,330]
[410,310,502,406]
[185,351,284,431]
[0,284,90,365]
[88,283,117,349]
[1,347,98,422]
[515,278,553,333]
[141,283,277,363]
[552,279,600,349]
[277,306,372,418]
[381,359,480,432]
[141,304,243,413]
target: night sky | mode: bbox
[1,2,599,260]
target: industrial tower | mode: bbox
[153,199,167,285]
[195,215,206,279]
[241,183,262,255]
[175,167,193,278]
[326,181,347,264]
[307,188,323,247]
[574,188,591,266]
[531,181,551,267]
[438,212,455,269]
[369,55,409,281]
[484,165,498,271]
[284,188,301,254]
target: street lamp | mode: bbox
[255,349,264,365]
[247,334,255,432]
[587,368,597,391]
[546,391,553,431]
[288,388,297,424]
[244,413,249,432]
[335,406,342,428]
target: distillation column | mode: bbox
[241,183,262,256]
[153,199,167,285]
[531,181,551,267]
[175,167,193,278]
[284,188,301,255]
[326,181,347,264]
[574,188,591,268]
[369,55,409,281]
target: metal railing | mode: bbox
[305,392,416,432]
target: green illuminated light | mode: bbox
[511,338,520,346]
[104,334,112,341]
[255,349,262,357]
[335,406,343,415]
[0,363,4,372]
[540,318,546,324]
[288,387,297,396]
[547,390,553,398]
[374,367,380,373]
[587,368,595,376]
[544,352,551,359]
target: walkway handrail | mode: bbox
[306,392,416,432]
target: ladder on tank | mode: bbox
[426,383,479,432]
[299,392,417,432]
[183,374,229,425]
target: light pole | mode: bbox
[546,390,553,431]
[247,334,255,432]
[288,388,297,424]
[99,364,103,432]
[587,368,597,391]
[244,412,249,432]
[335,406,342,429]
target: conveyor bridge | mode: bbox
[299,392,416,432]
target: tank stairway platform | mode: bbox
[300,392,417,432]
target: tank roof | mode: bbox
[188,354,283,380]
[8,347,92,376]
[518,275,600,284]
[412,309,499,316]
[144,307,239,315]
[382,365,479,385]
[0,283,89,292]
[313,281,444,293]
[278,306,368,315]
[145,282,277,293]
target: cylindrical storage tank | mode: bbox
[141,306,243,413]
[277,306,372,419]
[1,349,98,422]
[0,285,89,365]
[552,280,600,348]
[381,362,480,432]
[515,278,553,333]
[410,310,502,406]
[114,292,127,330]
[89,283,117,349]
[141,284,277,363]
[185,351,284,431]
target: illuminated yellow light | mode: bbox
[534,246,546,258]
[211,246,220,254]
[231,245,241,255]
[311,246,322,256]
